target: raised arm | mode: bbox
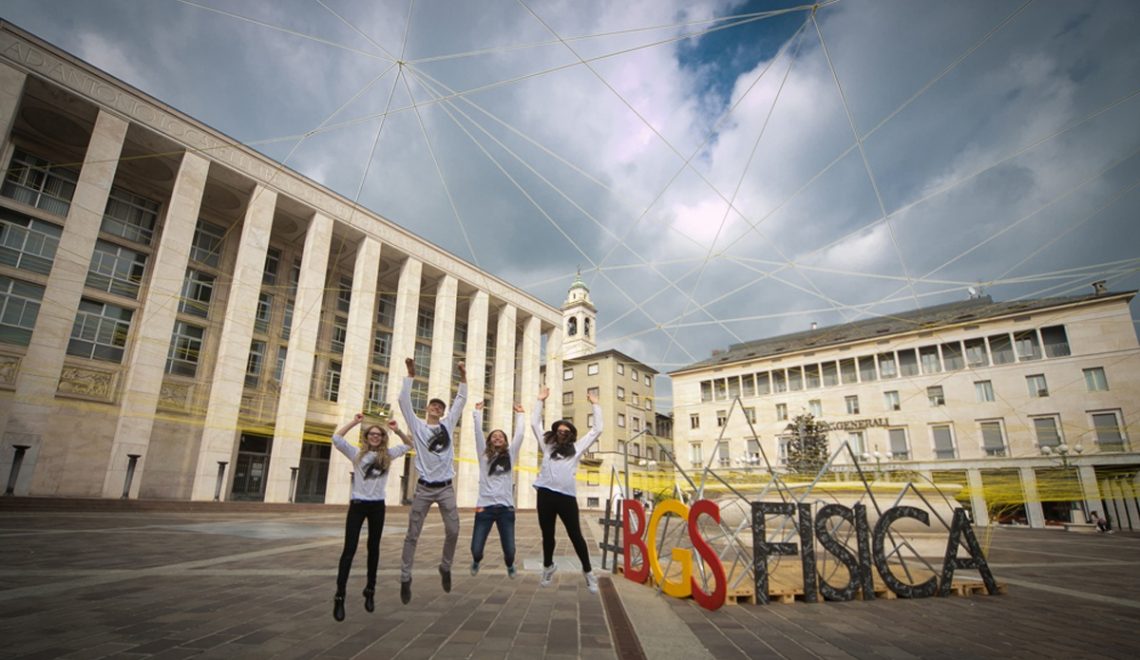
[577,391,604,453]
[332,412,364,458]
[531,387,549,447]
[511,403,526,461]
[472,401,485,447]
[443,361,468,429]
[398,357,418,430]
[387,419,412,447]
[336,412,364,438]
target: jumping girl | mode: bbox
[470,401,525,578]
[531,386,603,593]
[331,413,411,622]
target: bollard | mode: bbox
[5,445,30,495]
[213,461,228,501]
[121,453,141,499]
[289,466,299,503]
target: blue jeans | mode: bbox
[471,505,516,567]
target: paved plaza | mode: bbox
[1,499,1138,659]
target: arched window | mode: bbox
[584,318,591,337]
[567,317,577,336]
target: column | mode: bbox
[101,150,209,498]
[965,468,990,527]
[0,63,26,159]
[12,109,126,496]
[326,236,381,504]
[492,304,517,434]
[456,290,488,507]
[427,276,458,402]
[384,256,422,502]
[1019,467,1045,529]
[189,186,276,500]
[1077,464,1101,523]
[515,315,542,508]
[263,213,333,503]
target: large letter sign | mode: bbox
[622,498,727,610]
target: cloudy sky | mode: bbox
[5,0,1139,408]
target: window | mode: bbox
[716,410,727,427]
[1083,367,1108,392]
[587,386,600,399]
[804,364,820,389]
[632,417,641,432]
[980,420,1006,457]
[1091,411,1126,452]
[0,209,62,274]
[453,320,467,355]
[0,275,44,346]
[376,293,396,327]
[988,334,1014,364]
[632,368,639,382]
[617,413,626,428]
[254,293,273,334]
[331,317,347,353]
[919,346,941,374]
[689,442,703,467]
[847,431,865,456]
[262,247,281,286]
[274,346,287,383]
[1032,416,1061,449]
[787,367,803,391]
[331,275,351,313]
[877,353,897,379]
[644,374,651,386]
[617,364,625,375]
[102,186,158,246]
[928,385,945,406]
[845,395,860,415]
[632,392,640,406]
[1026,374,1048,397]
[772,370,787,393]
[898,349,919,376]
[413,341,431,374]
[587,472,599,487]
[964,338,988,368]
[165,321,204,376]
[324,361,342,402]
[567,317,577,336]
[373,330,392,367]
[86,240,147,299]
[821,362,839,386]
[587,362,599,376]
[1041,325,1070,358]
[288,259,301,296]
[840,358,858,384]
[645,398,652,411]
[931,424,955,459]
[744,407,757,424]
[416,306,434,340]
[728,375,741,399]
[717,440,731,467]
[2,149,77,215]
[858,356,877,382]
[179,269,214,318]
[941,342,964,371]
[281,301,293,340]
[714,378,728,400]
[245,340,265,388]
[778,438,789,465]
[410,379,429,414]
[68,298,133,362]
[809,399,822,416]
[975,380,994,403]
[883,391,900,411]
[746,438,761,463]
[587,496,600,508]
[776,403,787,421]
[617,386,625,400]
[584,318,591,337]
[1014,330,1041,361]
[562,391,574,405]
[690,413,700,429]
[700,380,713,402]
[755,371,771,394]
[888,428,909,459]
[190,219,225,267]
[563,367,573,380]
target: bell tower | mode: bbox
[561,271,596,359]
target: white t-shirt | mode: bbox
[332,434,411,501]
[399,376,467,483]
[531,403,603,497]
[472,409,525,508]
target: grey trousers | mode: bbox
[401,483,459,581]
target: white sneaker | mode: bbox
[470,561,480,576]
[540,563,557,587]
[584,571,598,594]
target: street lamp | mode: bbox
[860,449,892,481]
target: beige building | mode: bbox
[542,276,673,509]
[670,289,1140,530]
[0,22,568,507]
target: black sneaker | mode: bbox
[400,579,412,605]
[363,587,375,613]
[333,594,345,622]
[439,566,452,593]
